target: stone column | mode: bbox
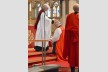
[60,0,66,26]
[69,0,78,13]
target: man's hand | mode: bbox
[49,38,52,42]
[51,18,57,24]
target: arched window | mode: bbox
[33,0,61,19]
[53,5,56,17]
[45,2,51,17]
[57,6,60,17]
[52,1,61,18]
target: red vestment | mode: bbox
[63,13,79,67]
[34,9,43,30]
[56,26,65,61]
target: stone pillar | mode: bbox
[60,0,78,26]
[69,0,78,13]
[60,0,66,26]
[28,2,32,25]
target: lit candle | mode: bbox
[29,3,31,12]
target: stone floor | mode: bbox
[28,65,78,72]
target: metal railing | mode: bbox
[29,40,49,66]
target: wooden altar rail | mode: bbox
[29,40,49,42]
[28,40,49,45]
[28,40,50,65]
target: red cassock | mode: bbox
[63,13,79,67]
[34,10,43,30]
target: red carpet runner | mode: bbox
[28,26,71,72]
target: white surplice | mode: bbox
[50,28,62,43]
[34,12,52,47]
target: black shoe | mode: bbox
[71,67,75,72]
[34,46,49,52]
[78,68,79,72]
[52,52,56,54]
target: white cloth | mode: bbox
[35,12,52,47]
[51,28,62,43]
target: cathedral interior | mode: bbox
[28,0,79,72]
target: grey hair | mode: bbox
[42,4,50,10]
[55,21,62,27]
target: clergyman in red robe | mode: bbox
[63,4,79,72]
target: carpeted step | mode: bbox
[28,47,56,67]
[28,48,35,52]
[28,52,43,56]
[28,47,53,57]
[28,47,53,52]
[28,51,54,57]
[28,56,57,64]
